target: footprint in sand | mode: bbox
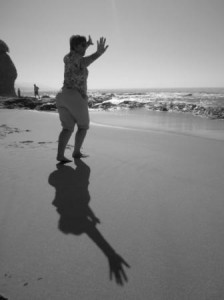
[6,140,57,149]
[38,141,53,144]
[0,125,31,139]
[20,140,34,144]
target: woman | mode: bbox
[56,35,108,162]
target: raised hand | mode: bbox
[87,35,94,47]
[97,37,109,55]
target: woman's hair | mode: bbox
[0,40,10,53]
[70,35,87,51]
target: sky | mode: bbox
[1,0,224,90]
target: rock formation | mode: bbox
[0,40,17,96]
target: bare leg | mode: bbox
[73,128,87,157]
[57,128,73,162]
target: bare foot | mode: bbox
[56,156,72,163]
[72,152,89,158]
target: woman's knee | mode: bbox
[77,123,89,131]
[62,127,74,134]
[77,127,88,134]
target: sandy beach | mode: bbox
[1,108,224,299]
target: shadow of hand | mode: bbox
[108,252,130,286]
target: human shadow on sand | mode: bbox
[48,159,130,285]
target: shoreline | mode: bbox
[2,107,224,142]
[90,109,224,141]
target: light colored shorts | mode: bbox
[56,88,89,131]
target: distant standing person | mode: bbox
[34,84,39,98]
[17,88,21,97]
[56,35,108,163]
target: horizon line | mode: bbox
[15,86,224,91]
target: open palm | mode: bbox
[97,37,109,55]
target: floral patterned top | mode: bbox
[63,50,100,99]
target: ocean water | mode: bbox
[90,109,224,141]
[90,87,224,108]
[89,87,224,140]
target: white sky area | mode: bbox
[1,0,224,90]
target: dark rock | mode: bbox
[100,102,116,109]
[118,101,144,109]
[0,40,17,97]
[174,103,186,111]
[91,101,116,110]
[3,97,40,109]
[205,107,224,119]
[160,105,168,111]
[99,93,115,100]
[88,93,114,104]
[39,102,56,111]
[88,98,97,108]
[193,106,206,116]
[41,94,50,99]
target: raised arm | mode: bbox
[83,37,109,67]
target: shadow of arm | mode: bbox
[86,225,130,285]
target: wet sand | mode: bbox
[1,109,224,299]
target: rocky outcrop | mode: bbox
[0,40,17,97]
[2,97,40,109]
[0,97,57,111]
[38,102,56,111]
[1,93,224,121]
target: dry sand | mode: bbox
[1,109,224,300]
